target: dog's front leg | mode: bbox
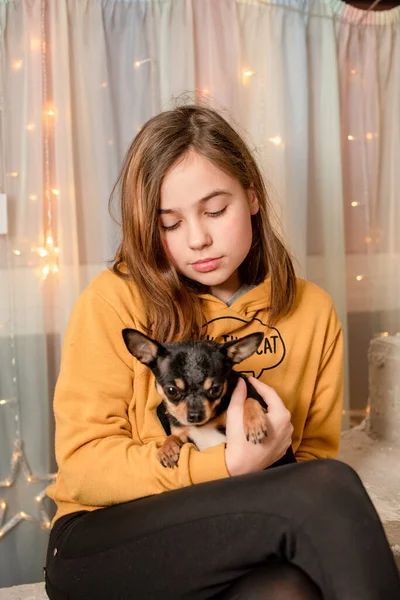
[157,428,188,468]
[243,396,269,444]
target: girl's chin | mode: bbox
[189,268,240,289]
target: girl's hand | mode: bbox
[225,376,293,476]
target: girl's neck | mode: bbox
[209,270,241,303]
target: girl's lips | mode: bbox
[191,257,222,273]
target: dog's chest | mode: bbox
[187,423,226,451]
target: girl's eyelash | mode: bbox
[208,206,227,218]
[161,206,227,232]
[161,222,180,232]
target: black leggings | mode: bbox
[44,460,400,600]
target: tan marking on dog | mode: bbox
[157,435,184,468]
[156,382,167,399]
[170,424,189,443]
[243,397,269,444]
[156,383,188,423]
[204,378,213,391]
[210,411,227,428]
[205,381,227,418]
[175,378,186,391]
[163,398,189,424]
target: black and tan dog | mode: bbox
[123,329,295,469]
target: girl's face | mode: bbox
[159,151,259,302]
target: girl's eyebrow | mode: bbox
[159,189,232,214]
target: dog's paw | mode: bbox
[157,436,182,468]
[243,398,269,444]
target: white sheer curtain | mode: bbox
[0,0,399,586]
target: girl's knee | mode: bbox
[304,458,361,485]
[220,562,322,600]
[298,459,368,506]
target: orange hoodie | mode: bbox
[46,269,343,525]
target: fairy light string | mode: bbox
[0,0,56,540]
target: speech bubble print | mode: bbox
[202,316,286,378]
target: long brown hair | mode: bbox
[110,104,296,342]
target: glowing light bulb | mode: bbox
[35,496,41,502]
[51,264,59,274]
[31,39,41,51]
[351,202,359,207]
[268,136,282,146]
[381,331,389,337]
[46,235,54,248]
[41,265,50,280]
[348,135,355,141]
[51,188,60,196]
[1,502,6,509]
[13,249,21,256]
[134,58,151,69]
[27,123,35,131]
[13,60,23,71]
[29,194,37,201]
[47,108,56,117]
[243,70,255,78]
[8,172,18,178]
[350,69,357,75]
[202,88,210,95]
[37,247,48,257]
[365,132,373,140]
[19,512,27,518]
[101,81,108,88]
[356,275,364,281]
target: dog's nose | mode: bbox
[188,411,203,423]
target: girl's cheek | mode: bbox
[162,236,180,264]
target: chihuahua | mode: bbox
[123,328,295,469]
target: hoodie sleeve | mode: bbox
[52,288,229,508]
[295,313,344,462]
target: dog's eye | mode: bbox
[210,384,222,397]
[166,386,180,399]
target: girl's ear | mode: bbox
[122,328,166,365]
[247,185,259,215]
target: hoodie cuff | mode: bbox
[189,443,230,484]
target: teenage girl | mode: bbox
[44,105,400,600]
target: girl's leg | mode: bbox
[45,459,400,600]
[218,561,323,599]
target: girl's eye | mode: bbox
[160,206,227,232]
[161,222,181,232]
[207,206,227,218]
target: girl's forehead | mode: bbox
[160,152,238,210]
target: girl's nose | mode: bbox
[187,222,212,250]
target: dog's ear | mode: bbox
[122,329,165,365]
[221,332,264,364]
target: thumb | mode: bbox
[226,377,247,440]
[229,377,247,409]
